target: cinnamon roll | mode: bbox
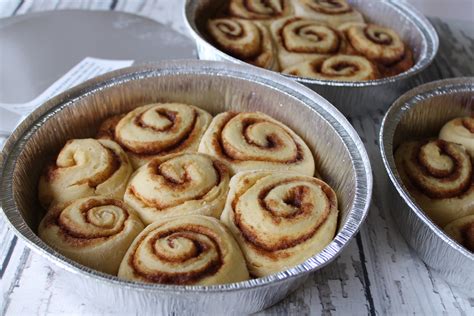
[207,18,279,70]
[439,117,474,157]
[97,103,212,169]
[118,215,250,285]
[221,171,339,277]
[395,140,474,227]
[38,138,132,208]
[228,0,293,20]
[124,153,230,225]
[294,0,364,28]
[344,24,407,65]
[282,54,379,81]
[444,215,474,252]
[270,17,347,69]
[38,196,144,275]
[198,111,315,176]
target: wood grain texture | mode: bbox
[1,0,474,315]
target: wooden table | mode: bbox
[1,1,473,315]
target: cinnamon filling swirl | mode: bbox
[38,196,144,275]
[229,0,292,20]
[207,18,279,70]
[283,54,379,81]
[38,138,133,208]
[128,225,223,284]
[302,0,352,15]
[346,24,405,65]
[98,103,212,168]
[407,140,472,199]
[124,153,230,224]
[118,216,250,285]
[280,18,341,54]
[221,171,338,276]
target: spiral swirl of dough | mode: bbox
[38,196,144,275]
[444,215,474,252]
[345,24,406,65]
[395,140,474,226]
[228,0,293,20]
[207,18,279,70]
[221,171,338,277]
[118,215,249,285]
[198,111,315,176]
[271,17,346,69]
[124,153,230,225]
[294,0,364,27]
[38,138,132,208]
[283,54,379,81]
[97,103,212,169]
[439,117,474,157]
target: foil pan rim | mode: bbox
[0,60,373,293]
[183,0,439,87]
[379,77,474,261]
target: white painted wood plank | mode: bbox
[0,0,21,18]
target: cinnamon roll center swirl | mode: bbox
[304,0,352,14]
[130,225,223,284]
[208,19,262,59]
[244,0,285,16]
[233,178,334,252]
[365,28,392,45]
[130,155,223,209]
[46,140,120,188]
[282,19,340,54]
[346,24,405,64]
[56,199,128,240]
[406,140,473,199]
[114,103,199,155]
[221,115,300,162]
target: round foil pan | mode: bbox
[380,77,474,293]
[183,0,439,117]
[0,60,372,314]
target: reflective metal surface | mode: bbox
[380,77,474,294]
[0,60,372,314]
[183,0,439,116]
[0,10,195,104]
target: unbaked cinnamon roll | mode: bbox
[221,171,339,277]
[198,111,315,176]
[38,196,144,275]
[97,103,212,169]
[444,215,474,252]
[124,153,230,225]
[207,18,279,70]
[228,0,293,20]
[294,0,364,28]
[282,54,379,81]
[118,215,250,285]
[395,140,474,227]
[439,117,474,157]
[345,24,406,65]
[270,17,347,69]
[38,138,132,208]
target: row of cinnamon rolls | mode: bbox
[206,0,413,81]
[395,117,474,252]
[37,102,339,284]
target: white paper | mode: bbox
[0,57,134,147]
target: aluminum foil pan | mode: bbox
[380,77,474,293]
[0,60,372,314]
[184,0,439,117]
